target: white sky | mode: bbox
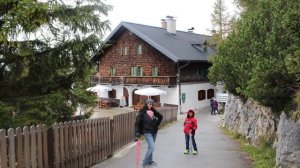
[104,0,238,36]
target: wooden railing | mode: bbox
[0,107,177,168]
[90,75,177,86]
[179,75,209,83]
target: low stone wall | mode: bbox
[222,94,300,167]
[222,94,277,146]
[276,113,300,168]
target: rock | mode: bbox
[276,112,300,168]
[222,94,276,146]
[223,94,300,168]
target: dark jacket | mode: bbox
[212,100,218,108]
[135,108,163,137]
[210,98,214,107]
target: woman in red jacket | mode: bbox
[183,109,198,155]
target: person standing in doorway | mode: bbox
[135,99,163,168]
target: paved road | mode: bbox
[92,107,252,168]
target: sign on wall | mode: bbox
[181,93,186,103]
[216,93,228,103]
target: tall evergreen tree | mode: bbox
[0,0,112,128]
[211,0,231,39]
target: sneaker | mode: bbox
[184,149,189,154]
[149,161,158,166]
[142,164,151,168]
[192,150,198,155]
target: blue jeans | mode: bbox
[143,133,157,165]
[213,107,219,114]
[185,134,197,151]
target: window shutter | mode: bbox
[131,67,137,76]
[137,45,142,54]
[110,67,115,76]
[124,47,129,55]
[130,67,133,76]
[152,67,158,76]
[139,67,143,76]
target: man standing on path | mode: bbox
[212,98,220,115]
[135,99,163,168]
[210,97,214,115]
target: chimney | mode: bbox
[188,27,194,33]
[166,16,176,35]
[211,30,217,36]
[161,19,167,29]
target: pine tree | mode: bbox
[0,0,112,128]
[211,0,231,39]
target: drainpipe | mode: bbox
[177,61,190,114]
[96,60,100,84]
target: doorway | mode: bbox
[123,87,129,106]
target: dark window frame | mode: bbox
[207,89,214,99]
[198,90,206,101]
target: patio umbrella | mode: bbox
[134,87,167,98]
[86,85,112,92]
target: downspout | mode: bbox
[96,60,100,84]
[177,60,190,114]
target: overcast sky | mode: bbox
[104,0,238,36]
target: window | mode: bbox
[152,67,158,76]
[198,65,209,80]
[120,46,129,55]
[198,90,206,101]
[137,66,143,76]
[136,44,143,54]
[131,66,143,76]
[130,67,137,76]
[198,67,208,77]
[207,89,214,99]
[108,89,116,98]
[110,67,116,76]
[124,46,129,55]
[120,47,123,55]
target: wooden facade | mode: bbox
[93,29,210,85]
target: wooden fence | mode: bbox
[0,107,177,168]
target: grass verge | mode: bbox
[222,128,276,168]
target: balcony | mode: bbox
[90,75,177,86]
[180,75,209,83]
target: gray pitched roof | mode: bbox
[102,21,215,62]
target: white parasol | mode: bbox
[134,87,167,98]
[86,85,112,92]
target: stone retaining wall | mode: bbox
[221,94,300,167]
[222,94,277,146]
